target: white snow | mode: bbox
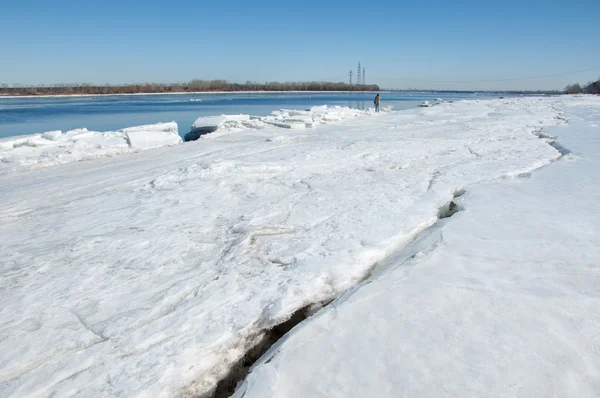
[237,96,600,398]
[191,115,251,129]
[0,122,181,173]
[122,123,181,151]
[1,97,598,397]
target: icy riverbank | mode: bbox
[236,96,600,398]
[0,106,386,172]
[1,97,595,397]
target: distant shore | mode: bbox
[0,90,560,100]
[0,81,381,98]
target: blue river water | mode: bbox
[0,91,499,139]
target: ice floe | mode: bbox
[0,122,181,173]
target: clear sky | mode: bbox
[1,0,599,90]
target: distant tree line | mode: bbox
[0,80,380,96]
[564,79,600,95]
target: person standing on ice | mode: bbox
[374,93,381,112]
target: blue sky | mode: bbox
[1,0,599,90]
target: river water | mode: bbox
[0,91,499,139]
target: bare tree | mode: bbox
[564,83,583,94]
[583,79,600,95]
[0,79,381,96]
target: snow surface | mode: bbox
[237,96,600,398]
[192,115,251,129]
[0,97,597,397]
[0,122,181,173]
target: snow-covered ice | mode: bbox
[0,122,181,173]
[1,97,598,397]
[121,123,181,151]
[191,115,252,130]
[237,96,600,398]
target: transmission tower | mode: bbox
[362,67,366,85]
[357,62,362,85]
[349,70,353,85]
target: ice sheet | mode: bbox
[239,96,600,398]
[1,97,594,397]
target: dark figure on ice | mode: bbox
[374,93,380,112]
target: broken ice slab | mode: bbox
[185,115,251,141]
